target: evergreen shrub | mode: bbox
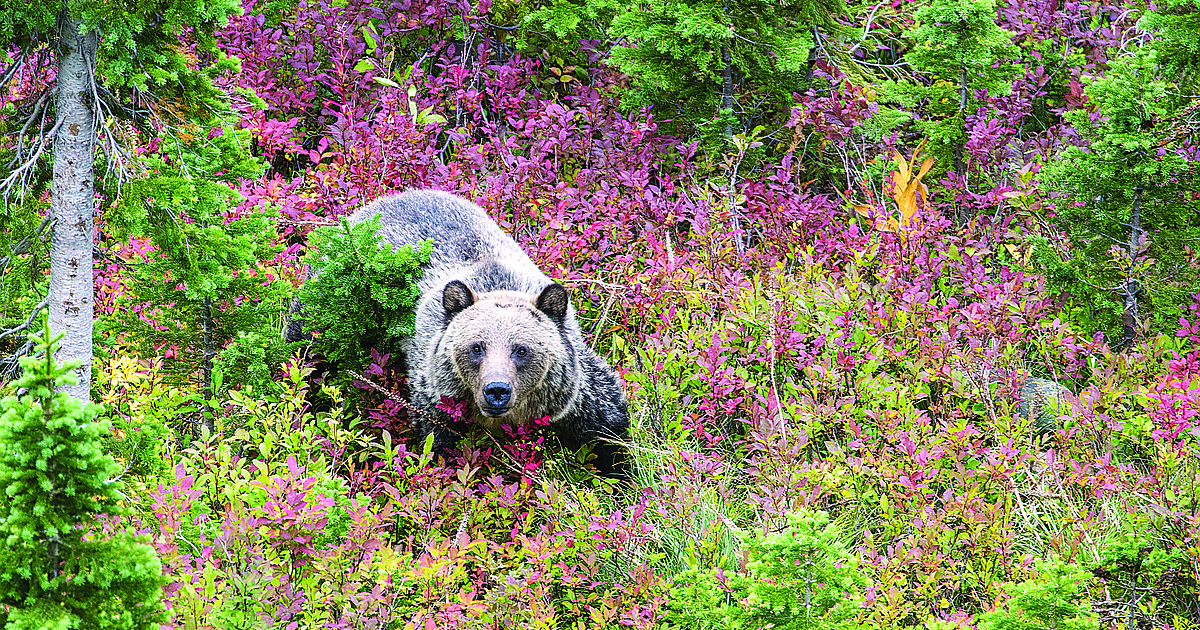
[0,324,165,630]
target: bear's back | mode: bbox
[349,190,541,283]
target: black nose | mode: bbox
[483,382,511,409]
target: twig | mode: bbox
[345,369,462,439]
[3,215,54,261]
[564,277,628,291]
[0,116,63,196]
[277,217,341,228]
[7,87,55,169]
[0,298,49,341]
[731,30,771,48]
[0,338,36,380]
[0,48,29,99]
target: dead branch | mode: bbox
[7,87,55,170]
[1,115,63,197]
[0,337,36,380]
[0,47,30,100]
[0,298,49,341]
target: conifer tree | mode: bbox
[893,0,1017,189]
[0,0,241,400]
[1138,0,1200,84]
[108,176,288,429]
[663,509,869,630]
[529,0,846,143]
[0,323,165,629]
[103,117,287,428]
[1037,50,1199,347]
[979,559,1098,630]
[294,214,430,385]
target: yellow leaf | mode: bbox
[889,141,934,230]
[852,204,878,219]
[915,155,934,182]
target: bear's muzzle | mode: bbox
[481,381,512,415]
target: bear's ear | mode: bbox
[443,280,475,319]
[535,283,570,323]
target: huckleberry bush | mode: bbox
[0,325,165,630]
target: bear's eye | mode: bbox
[514,345,528,358]
[471,342,485,356]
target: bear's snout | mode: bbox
[482,381,512,414]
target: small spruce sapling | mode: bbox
[105,116,287,428]
[296,214,430,383]
[978,559,1098,630]
[665,508,869,630]
[0,323,165,630]
[109,175,289,423]
[735,509,868,630]
[1094,527,1193,623]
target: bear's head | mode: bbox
[438,280,577,431]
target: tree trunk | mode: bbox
[202,297,215,432]
[1117,186,1144,352]
[804,25,821,90]
[954,64,968,176]
[721,0,733,140]
[721,45,733,140]
[49,9,98,401]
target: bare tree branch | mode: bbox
[5,214,54,259]
[0,47,31,100]
[0,337,36,380]
[7,87,55,170]
[0,115,63,196]
[0,298,49,341]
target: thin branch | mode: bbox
[1073,275,1121,292]
[0,338,36,380]
[0,298,49,341]
[8,87,55,170]
[84,39,134,194]
[345,369,465,439]
[8,215,54,257]
[851,59,913,70]
[846,2,885,57]
[730,30,771,48]
[0,116,64,197]
[0,47,31,100]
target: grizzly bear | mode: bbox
[1016,376,1075,439]
[294,190,630,477]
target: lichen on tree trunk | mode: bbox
[48,10,98,401]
